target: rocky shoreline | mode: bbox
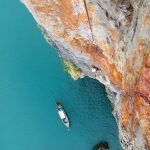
[22,0,150,149]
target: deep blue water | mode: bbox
[0,1,122,150]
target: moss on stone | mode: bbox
[37,24,52,44]
[62,59,81,80]
[43,33,50,44]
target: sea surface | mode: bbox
[0,1,122,150]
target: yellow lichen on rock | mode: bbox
[62,59,81,80]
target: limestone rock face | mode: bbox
[21,0,150,149]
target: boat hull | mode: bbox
[56,102,70,128]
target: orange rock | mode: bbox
[145,47,150,68]
[144,10,150,25]
[139,68,150,95]
[121,93,131,127]
[36,6,52,15]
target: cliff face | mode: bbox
[22,0,150,149]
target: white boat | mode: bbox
[56,102,70,128]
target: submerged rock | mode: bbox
[93,141,109,150]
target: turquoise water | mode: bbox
[0,1,122,150]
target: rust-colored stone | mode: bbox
[144,10,150,25]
